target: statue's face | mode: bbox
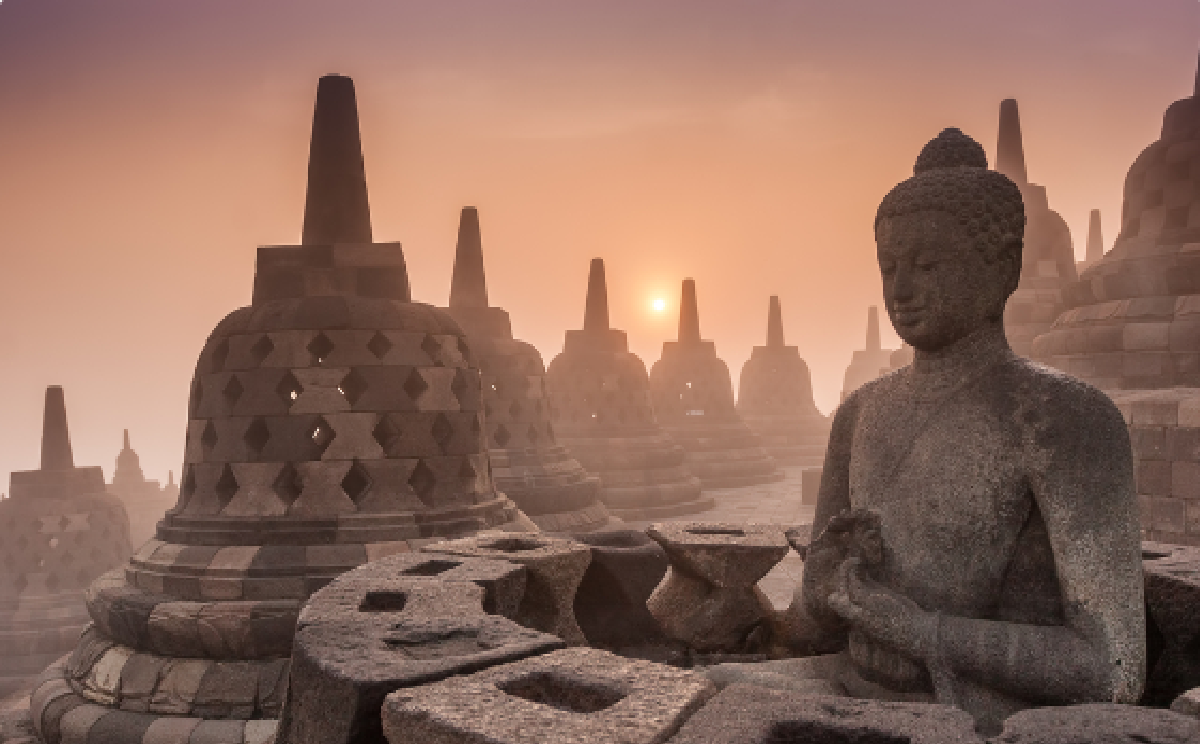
[876,210,1009,352]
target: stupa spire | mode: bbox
[996,99,1029,185]
[40,386,74,471]
[301,74,372,245]
[122,429,131,451]
[1087,210,1104,263]
[678,279,701,343]
[767,296,785,348]
[449,207,489,309]
[1194,49,1200,97]
[866,306,881,352]
[584,258,610,332]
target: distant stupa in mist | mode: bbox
[106,429,178,547]
[841,306,896,400]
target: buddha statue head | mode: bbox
[874,128,1026,352]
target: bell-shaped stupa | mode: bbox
[31,75,530,744]
[107,430,177,547]
[1031,51,1200,545]
[444,207,613,532]
[996,99,1077,356]
[736,296,830,467]
[0,387,132,695]
[649,280,781,486]
[840,307,896,400]
[546,260,710,520]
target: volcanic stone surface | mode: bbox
[444,207,612,533]
[32,73,531,742]
[0,387,133,696]
[645,523,788,653]
[424,532,591,645]
[737,296,830,467]
[277,555,562,744]
[993,704,1199,744]
[649,280,781,488]
[546,259,710,520]
[667,684,983,744]
[381,647,715,744]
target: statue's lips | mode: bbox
[890,308,926,325]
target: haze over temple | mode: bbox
[649,279,781,487]
[444,206,612,532]
[546,259,710,519]
[840,306,895,399]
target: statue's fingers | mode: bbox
[827,591,859,622]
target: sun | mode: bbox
[652,298,667,313]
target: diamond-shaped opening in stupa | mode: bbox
[431,413,454,450]
[451,368,472,406]
[190,381,203,413]
[243,417,271,455]
[272,463,303,506]
[493,424,511,448]
[421,334,442,366]
[409,460,437,503]
[251,335,275,366]
[277,371,304,407]
[341,460,372,504]
[308,333,336,365]
[309,417,336,456]
[403,369,429,401]
[339,369,368,407]
[215,464,239,510]
[211,338,230,373]
[373,416,401,453]
[200,421,219,451]
[367,331,392,360]
[223,375,245,407]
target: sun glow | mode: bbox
[652,298,667,313]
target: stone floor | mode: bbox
[624,465,815,611]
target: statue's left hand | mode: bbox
[827,557,937,662]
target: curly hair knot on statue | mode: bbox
[876,128,1026,264]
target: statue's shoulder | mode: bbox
[1000,355,1128,435]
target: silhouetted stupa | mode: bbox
[1032,51,1200,544]
[0,387,132,695]
[840,307,896,400]
[107,429,177,547]
[32,75,530,743]
[546,259,710,519]
[736,296,830,467]
[649,280,781,486]
[996,99,1077,356]
[444,207,612,532]
[1077,209,1106,272]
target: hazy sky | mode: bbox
[0,0,1197,489]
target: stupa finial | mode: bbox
[996,99,1029,185]
[678,279,701,344]
[867,306,881,352]
[767,296,785,348]
[40,386,74,471]
[449,207,488,309]
[1087,210,1104,263]
[122,428,131,451]
[301,74,373,245]
[584,258,610,332]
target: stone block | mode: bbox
[1173,462,1200,499]
[278,574,562,744]
[572,529,668,648]
[1139,460,1174,496]
[424,532,592,644]
[1144,543,1200,706]
[667,684,981,744]
[381,647,715,744]
[646,523,789,652]
[995,704,1198,743]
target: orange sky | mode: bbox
[0,0,1198,489]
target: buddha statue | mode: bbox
[709,129,1145,734]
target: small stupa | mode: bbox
[1077,209,1106,273]
[546,259,710,520]
[0,387,132,694]
[444,207,612,532]
[107,429,176,546]
[649,280,781,486]
[840,307,896,400]
[736,296,830,467]
[32,75,530,743]
[996,99,1077,356]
